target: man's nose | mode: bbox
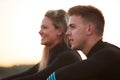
[66,29,71,36]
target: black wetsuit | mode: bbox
[47,40,120,80]
[2,43,81,80]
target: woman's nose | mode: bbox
[39,29,42,35]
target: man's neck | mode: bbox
[83,36,102,55]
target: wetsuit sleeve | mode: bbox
[14,51,81,80]
[47,72,56,80]
[1,63,39,80]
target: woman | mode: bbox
[2,9,81,80]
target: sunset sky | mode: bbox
[0,0,120,67]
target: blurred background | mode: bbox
[0,0,120,79]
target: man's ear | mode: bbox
[87,23,95,36]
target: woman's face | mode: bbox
[39,17,62,48]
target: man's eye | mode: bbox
[69,24,75,28]
[70,25,75,28]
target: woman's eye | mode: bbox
[41,26,47,29]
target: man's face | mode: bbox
[66,15,88,50]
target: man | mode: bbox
[47,5,120,80]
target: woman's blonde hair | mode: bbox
[39,9,69,71]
